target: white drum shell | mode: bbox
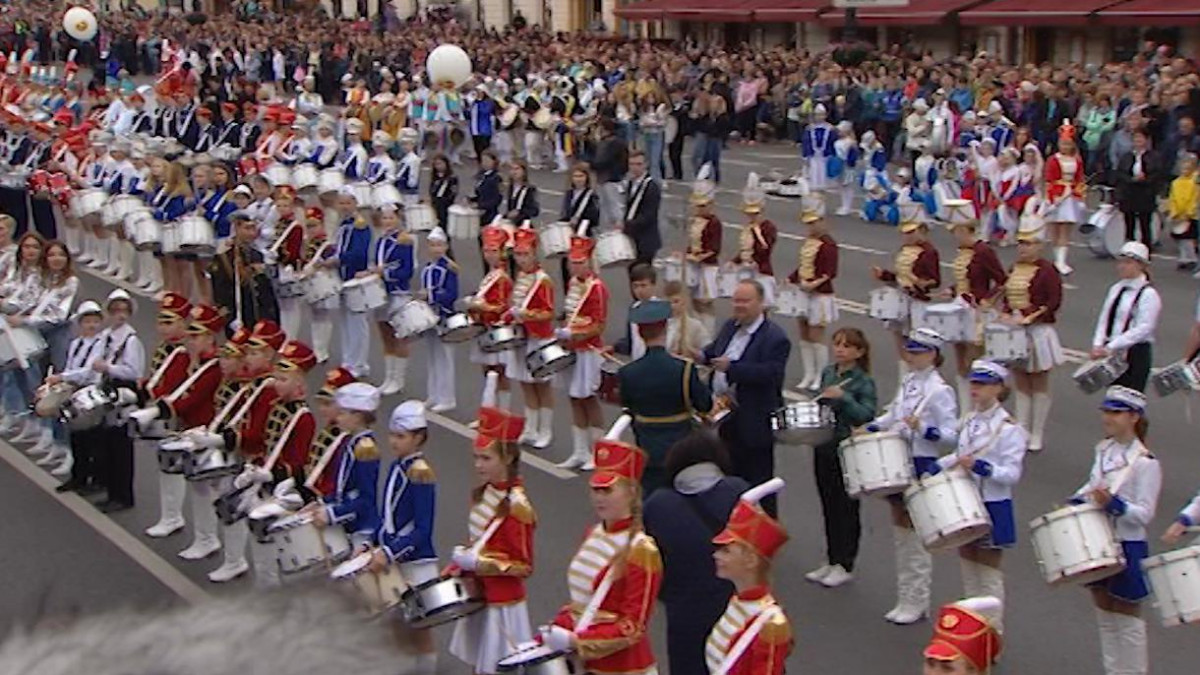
[0,325,49,368]
[265,164,294,188]
[538,223,573,258]
[343,276,388,313]
[920,302,971,343]
[774,284,808,318]
[1029,503,1125,586]
[869,286,910,321]
[177,215,215,253]
[594,232,635,268]
[838,431,913,498]
[274,519,353,574]
[318,168,346,195]
[306,269,343,304]
[71,188,107,219]
[371,184,403,209]
[983,324,1029,363]
[904,469,992,551]
[126,210,161,250]
[406,204,437,233]
[1144,545,1200,627]
[448,205,481,240]
[390,301,440,339]
[293,164,320,192]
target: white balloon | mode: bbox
[425,44,472,88]
[63,7,98,42]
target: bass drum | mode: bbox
[1087,207,1125,258]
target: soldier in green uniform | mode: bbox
[617,300,713,496]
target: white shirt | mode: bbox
[61,333,104,386]
[1092,275,1161,350]
[26,275,78,328]
[100,323,145,383]
[713,314,764,396]
[871,366,959,459]
[1073,437,1161,541]
[937,402,1027,501]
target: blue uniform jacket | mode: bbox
[469,98,495,137]
[374,452,438,563]
[373,231,415,294]
[336,218,372,282]
[471,169,503,224]
[199,189,238,239]
[326,431,382,535]
[802,123,835,159]
[421,257,458,318]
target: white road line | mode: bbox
[0,439,211,604]
[425,410,578,480]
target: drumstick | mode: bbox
[590,346,626,366]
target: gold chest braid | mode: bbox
[799,238,821,280]
[264,400,303,452]
[953,248,973,295]
[150,342,176,373]
[1006,263,1037,310]
[213,380,244,419]
[689,217,707,252]
[896,244,921,287]
[564,277,587,316]
[739,226,755,258]
[303,237,326,264]
[512,271,538,307]
[308,424,342,473]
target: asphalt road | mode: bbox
[4,138,1200,673]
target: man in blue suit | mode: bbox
[697,279,790,515]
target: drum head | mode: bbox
[498,644,562,670]
[1102,218,1125,257]
[331,552,373,580]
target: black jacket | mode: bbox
[1115,149,1165,214]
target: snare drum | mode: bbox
[405,204,436,232]
[371,183,402,210]
[773,283,808,318]
[1029,503,1125,586]
[177,215,215,254]
[716,266,754,298]
[293,164,320,193]
[920,302,971,343]
[34,382,77,418]
[983,323,1028,363]
[332,553,410,615]
[399,574,485,628]
[183,446,243,482]
[497,644,574,675]
[771,401,834,446]
[264,163,294,188]
[0,325,49,369]
[598,359,621,405]
[71,187,107,219]
[350,182,374,208]
[306,269,343,305]
[838,431,914,498]
[594,232,635,268]
[448,204,481,240]
[270,512,353,575]
[869,286,910,322]
[438,312,485,343]
[275,267,307,299]
[102,194,142,228]
[160,222,182,255]
[526,341,577,379]
[318,168,346,196]
[1143,545,1200,627]
[538,222,573,258]
[157,436,196,475]
[1072,355,1128,394]
[342,275,388,313]
[126,209,161,250]
[904,469,992,551]
[1151,360,1200,397]
[59,384,115,430]
[478,324,527,353]
[389,300,440,339]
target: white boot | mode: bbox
[959,556,982,598]
[120,240,137,281]
[34,439,65,465]
[179,482,222,560]
[1030,392,1052,452]
[583,427,602,471]
[51,448,74,477]
[518,407,539,445]
[1015,390,1032,435]
[956,376,971,420]
[1096,608,1120,675]
[975,563,1006,634]
[134,249,150,288]
[887,526,931,625]
[103,237,122,277]
[63,225,79,255]
[838,185,854,216]
[0,412,19,434]
[532,406,553,449]
[209,520,250,583]
[1110,612,1148,675]
[11,416,42,443]
[795,341,814,390]
[556,426,590,470]
[811,342,829,390]
[249,536,281,588]
[144,254,163,295]
[28,427,56,456]
[379,356,401,395]
[145,473,187,538]
[311,314,333,363]
[1054,245,1073,276]
[88,235,107,269]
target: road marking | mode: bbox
[0,439,211,604]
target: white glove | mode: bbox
[451,546,478,572]
[234,465,272,489]
[192,431,225,450]
[114,387,139,407]
[279,266,297,283]
[543,625,575,652]
[129,406,161,430]
[273,477,297,499]
[555,327,571,341]
[229,318,243,333]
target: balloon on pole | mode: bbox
[63,7,98,42]
[425,44,472,89]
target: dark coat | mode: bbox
[623,176,662,262]
[701,317,791,449]
[208,244,279,335]
[1115,149,1166,214]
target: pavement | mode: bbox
[4,138,1200,673]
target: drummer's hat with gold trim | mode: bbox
[741,172,766,214]
[513,225,538,254]
[276,340,317,373]
[943,199,977,231]
[800,192,826,224]
[247,319,286,352]
[712,479,789,559]
[898,201,927,234]
[924,596,1003,671]
[317,367,357,399]
[481,224,509,252]
[691,162,716,206]
[220,325,252,358]
[186,304,226,335]
[590,439,647,488]
[157,292,192,324]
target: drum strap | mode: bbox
[518,270,548,314]
[513,185,528,214]
[261,406,310,472]
[146,346,186,394]
[570,189,593,223]
[565,277,597,331]
[713,605,782,675]
[1098,440,1149,496]
[164,358,220,406]
[1103,285,1149,340]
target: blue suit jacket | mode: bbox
[701,317,790,449]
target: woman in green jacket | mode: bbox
[805,327,878,589]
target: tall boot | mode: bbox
[134,249,150,288]
[379,356,401,395]
[103,237,122,277]
[533,405,554,449]
[887,525,931,625]
[811,342,829,389]
[145,473,187,538]
[144,254,163,295]
[959,556,983,598]
[556,425,590,470]
[1054,245,1073,276]
[795,341,814,390]
[1095,608,1120,675]
[179,482,221,560]
[975,563,1006,634]
[63,224,79,255]
[208,520,250,583]
[584,427,603,471]
[1031,392,1052,452]
[518,406,539,445]
[89,235,107,269]
[311,313,333,363]
[838,185,854,216]
[1110,612,1148,675]
[120,240,137,281]
[1015,390,1032,435]
[394,357,408,393]
[956,376,971,420]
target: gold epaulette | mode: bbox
[760,609,793,646]
[627,532,663,572]
[352,436,379,461]
[507,486,537,525]
[406,457,436,484]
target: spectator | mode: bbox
[1115,129,1165,248]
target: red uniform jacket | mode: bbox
[551,522,663,675]
[564,275,608,351]
[272,219,305,268]
[732,220,776,276]
[789,234,838,294]
[707,586,793,675]
[881,241,940,302]
[257,399,317,477]
[954,241,1007,306]
[146,344,190,400]
[225,373,281,459]
[307,424,345,497]
[1003,259,1062,324]
[471,268,513,327]
[1045,153,1086,202]
[688,214,722,266]
[512,268,555,340]
[162,352,222,429]
[446,481,536,605]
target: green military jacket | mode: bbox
[618,346,714,464]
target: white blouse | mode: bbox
[26,274,78,328]
[1072,437,1161,541]
[871,366,959,459]
[936,402,1027,501]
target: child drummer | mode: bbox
[467,224,514,414]
[307,382,382,548]
[371,204,415,395]
[419,226,459,412]
[871,209,940,380]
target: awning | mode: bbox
[1094,0,1200,24]
[959,0,1123,25]
[749,0,828,22]
[818,0,984,26]
[615,0,676,21]
[616,0,757,22]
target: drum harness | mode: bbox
[1077,439,1149,507]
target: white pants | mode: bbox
[279,297,303,340]
[250,532,281,587]
[340,308,371,377]
[523,130,543,166]
[494,129,515,165]
[424,332,456,407]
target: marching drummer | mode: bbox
[368,399,439,675]
[304,367,357,501]
[367,132,397,185]
[942,202,1007,415]
[89,288,146,514]
[467,224,514,414]
[419,227,459,412]
[557,163,599,285]
[863,327,959,625]
[396,128,422,208]
[270,186,307,339]
[789,194,838,392]
[332,188,374,378]
[48,300,106,494]
[1044,121,1087,276]
[339,119,368,181]
[999,215,1063,453]
[921,596,1003,675]
[471,150,504,227]
[687,165,721,333]
[707,479,793,674]
[733,173,777,307]
[368,204,415,395]
[307,382,382,548]
[1090,242,1161,393]
[508,226,556,449]
[1067,386,1161,675]
[301,206,337,362]
[537,434,663,675]
[872,213,940,376]
[504,159,540,224]
[142,292,194,539]
[927,360,1027,630]
[430,154,459,232]
[553,232,609,471]
[447,408,537,675]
